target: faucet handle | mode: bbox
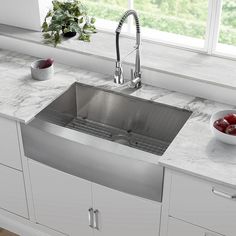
[129,68,142,89]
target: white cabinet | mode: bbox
[0,164,28,218]
[93,183,161,236]
[167,217,223,236]
[0,117,22,170]
[29,160,161,236]
[169,172,236,236]
[29,160,93,236]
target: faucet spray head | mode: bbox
[114,61,124,84]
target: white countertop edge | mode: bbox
[159,161,236,189]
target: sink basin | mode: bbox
[36,82,192,156]
[21,82,192,202]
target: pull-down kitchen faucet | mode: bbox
[114,10,142,89]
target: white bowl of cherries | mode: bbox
[210,110,236,145]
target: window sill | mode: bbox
[0,23,236,91]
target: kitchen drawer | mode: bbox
[0,164,28,218]
[168,217,223,236]
[0,117,22,170]
[169,173,236,236]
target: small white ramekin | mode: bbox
[31,59,54,81]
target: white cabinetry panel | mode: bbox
[93,183,161,236]
[29,160,93,236]
[168,217,223,236]
[0,164,28,218]
[0,117,22,170]
[169,173,236,236]
[29,159,162,236]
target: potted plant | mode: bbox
[42,0,96,46]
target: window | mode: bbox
[134,0,208,48]
[86,0,236,59]
[86,0,128,23]
[216,0,236,57]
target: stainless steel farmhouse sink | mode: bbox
[21,82,192,202]
[34,82,191,156]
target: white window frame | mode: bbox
[94,0,236,60]
[205,0,222,54]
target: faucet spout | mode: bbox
[114,10,142,89]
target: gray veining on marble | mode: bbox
[1,48,236,189]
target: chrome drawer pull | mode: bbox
[212,187,236,200]
[88,208,94,228]
[94,209,99,230]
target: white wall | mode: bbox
[0,0,52,31]
[38,0,53,26]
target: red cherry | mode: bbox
[225,125,236,136]
[38,58,54,69]
[213,118,229,133]
[224,113,236,125]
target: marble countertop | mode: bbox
[1,49,236,189]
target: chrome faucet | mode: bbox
[114,10,142,89]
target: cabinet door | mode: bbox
[0,117,22,170]
[93,183,161,236]
[29,160,93,236]
[168,217,223,236]
[0,164,28,218]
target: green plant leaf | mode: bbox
[43,33,51,39]
[53,0,61,11]
[79,17,84,23]
[46,10,52,18]
[42,21,48,32]
[90,17,96,24]
[78,33,90,42]
[54,32,61,47]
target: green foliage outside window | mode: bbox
[85,0,236,46]
[219,0,236,45]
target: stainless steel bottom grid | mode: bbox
[66,117,169,156]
